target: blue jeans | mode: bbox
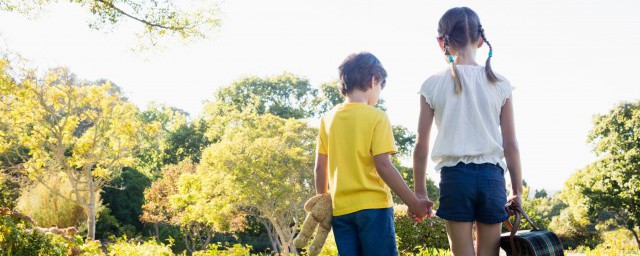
[332,207,398,256]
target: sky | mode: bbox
[1,0,639,192]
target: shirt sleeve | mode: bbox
[371,112,398,156]
[498,78,515,106]
[418,78,436,110]
[317,116,328,154]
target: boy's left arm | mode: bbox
[315,153,329,195]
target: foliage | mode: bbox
[0,211,101,256]
[519,184,566,231]
[16,174,98,229]
[393,205,449,253]
[576,101,640,247]
[549,169,601,249]
[208,73,320,120]
[136,104,189,176]
[163,118,211,164]
[0,65,141,239]
[0,171,20,209]
[0,0,222,49]
[107,237,174,256]
[101,167,151,236]
[192,243,253,256]
[197,111,315,254]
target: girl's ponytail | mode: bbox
[444,35,463,94]
[479,26,501,84]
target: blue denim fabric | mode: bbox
[436,162,510,224]
[332,207,398,256]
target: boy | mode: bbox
[315,52,433,256]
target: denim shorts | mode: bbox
[435,162,510,224]
[332,207,398,256]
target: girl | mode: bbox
[412,7,523,256]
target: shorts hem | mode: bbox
[476,215,510,224]
[435,211,474,222]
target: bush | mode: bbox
[15,174,101,228]
[107,237,174,256]
[0,211,81,255]
[394,205,449,253]
[192,243,253,256]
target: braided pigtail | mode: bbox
[479,26,501,84]
[444,35,462,94]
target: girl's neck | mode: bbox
[454,45,479,66]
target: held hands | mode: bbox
[408,196,435,223]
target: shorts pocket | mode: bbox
[486,179,507,199]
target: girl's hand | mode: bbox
[506,193,523,215]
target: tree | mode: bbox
[0,0,222,49]
[0,65,140,239]
[210,73,320,119]
[100,167,151,236]
[141,161,191,241]
[135,103,188,176]
[575,101,640,248]
[198,111,315,254]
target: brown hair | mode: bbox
[438,7,500,94]
[338,52,387,96]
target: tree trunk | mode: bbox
[260,219,280,254]
[87,182,96,240]
[630,226,640,249]
[154,222,160,241]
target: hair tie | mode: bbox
[488,50,493,57]
[448,55,454,63]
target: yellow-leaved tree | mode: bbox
[0,60,140,239]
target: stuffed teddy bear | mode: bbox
[293,193,332,256]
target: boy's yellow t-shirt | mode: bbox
[317,102,397,216]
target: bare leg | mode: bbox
[476,222,502,256]
[445,220,475,256]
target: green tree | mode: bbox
[549,167,601,248]
[576,101,640,247]
[197,111,315,254]
[0,0,222,48]
[0,65,140,239]
[100,167,151,237]
[210,73,320,119]
[136,103,188,176]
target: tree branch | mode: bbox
[94,0,198,31]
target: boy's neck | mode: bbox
[345,90,370,104]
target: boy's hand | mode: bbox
[408,198,434,223]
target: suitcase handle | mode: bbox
[503,201,539,256]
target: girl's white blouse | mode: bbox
[419,65,514,172]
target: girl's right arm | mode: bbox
[500,98,523,206]
[413,96,435,200]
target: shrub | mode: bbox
[16,174,101,228]
[0,212,71,255]
[107,237,174,256]
[192,243,253,256]
[394,205,449,253]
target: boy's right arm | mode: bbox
[314,153,329,195]
[501,98,523,207]
[374,153,433,220]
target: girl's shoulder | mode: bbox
[421,68,452,88]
